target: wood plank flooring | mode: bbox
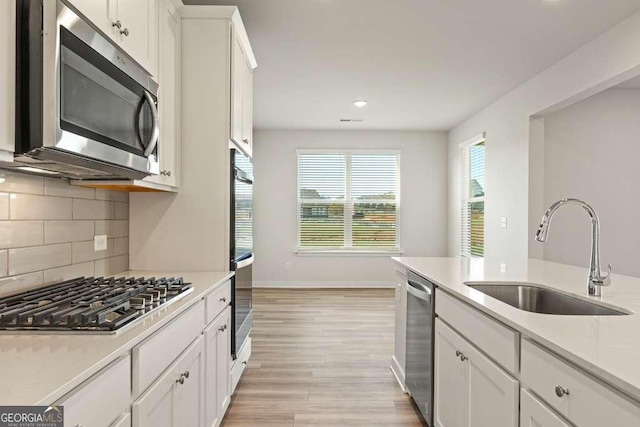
[221,289,425,426]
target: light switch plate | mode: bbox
[94,235,108,251]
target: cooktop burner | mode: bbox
[0,276,193,334]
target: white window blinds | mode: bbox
[461,138,485,257]
[298,151,400,251]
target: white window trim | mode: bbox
[461,133,486,258]
[296,149,402,255]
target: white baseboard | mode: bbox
[391,355,407,393]
[253,281,395,288]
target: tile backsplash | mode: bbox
[0,171,129,296]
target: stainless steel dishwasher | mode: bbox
[405,270,436,425]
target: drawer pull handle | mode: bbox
[176,374,185,385]
[220,297,227,303]
[555,385,570,397]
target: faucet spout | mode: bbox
[535,198,611,296]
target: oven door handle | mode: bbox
[143,90,160,157]
[236,254,254,269]
[407,279,432,301]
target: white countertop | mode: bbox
[393,257,640,402]
[0,270,234,406]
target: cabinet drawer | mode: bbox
[520,389,570,427]
[231,337,251,394]
[521,339,640,427]
[206,280,231,325]
[56,355,131,427]
[111,413,131,427]
[436,290,519,374]
[133,300,205,397]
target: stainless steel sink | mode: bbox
[464,282,628,316]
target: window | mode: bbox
[461,136,485,257]
[297,150,400,252]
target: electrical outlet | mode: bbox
[501,217,508,229]
[94,235,108,251]
[285,262,291,271]
[500,262,507,273]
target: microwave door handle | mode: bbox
[143,90,160,157]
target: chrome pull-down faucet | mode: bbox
[535,198,611,296]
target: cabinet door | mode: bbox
[69,0,118,41]
[465,328,519,427]
[241,58,253,157]
[146,0,180,187]
[521,389,571,427]
[205,307,232,427]
[0,0,15,157]
[176,337,205,427]
[116,0,158,76]
[434,319,469,427]
[133,337,204,427]
[230,35,245,146]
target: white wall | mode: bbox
[447,11,640,259]
[253,130,448,287]
[538,88,640,277]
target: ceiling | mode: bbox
[185,0,640,130]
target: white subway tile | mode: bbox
[44,262,95,285]
[44,221,94,244]
[0,221,44,249]
[72,199,115,220]
[0,272,44,297]
[72,240,114,263]
[9,194,72,220]
[114,202,129,219]
[113,237,128,256]
[95,189,128,203]
[0,250,7,278]
[44,178,95,199]
[0,193,8,220]
[8,243,72,276]
[94,220,128,238]
[95,255,128,277]
[0,171,44,195]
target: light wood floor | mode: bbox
[221,289,425,427]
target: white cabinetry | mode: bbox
[434,319,518,427]
[56,355,131,427]
[391,266,407,389]
[69,0,158,76]
[73,0,181,192]
[0,0,15,160]
[204,306,232,427]
[132,336,205,427]
[520,389,570,427]
[230,32,254,157]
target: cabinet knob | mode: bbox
[120,28,130,37]
[220,297,227,303]
[218,324,227,332]
[242,361,247,365]
[243,138,250,144]
[112,20,122,29]
[184,370,190,379]
[176,374,185,385]
[459,354,468,362]
[167,171,172,177]
[555,385,570,397]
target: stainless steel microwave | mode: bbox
[11,0,160,180]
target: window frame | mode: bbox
[460,134,486,258]
[296,149,403,255]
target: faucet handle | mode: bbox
[601,264,612,286]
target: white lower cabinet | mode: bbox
[204,306,232,427]
[56,355,131,427]
[434,318,518,427]
[133,336,205,427]
[520,389,570,427]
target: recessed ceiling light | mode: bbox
[353,100,368,108]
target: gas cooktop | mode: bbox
[0,276,193,334]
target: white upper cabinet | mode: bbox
[434,318,519,427]
[230,22,256,158]
[0,0,16,160]
[69,0,158,76]
[145,0,181,188]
